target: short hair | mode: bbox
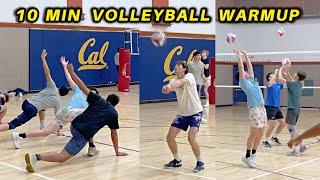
[297,71,306,81]
[202,50,209,55]
[266,72,273,82]
[176,61,188,74]
[193,51,201,58]
[106,94,120,106]
[59,86,69,96]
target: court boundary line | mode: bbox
[0,161,54,180]
[140,164,216,179]
[247,157,320,179]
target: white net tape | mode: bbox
[216,51,320,63]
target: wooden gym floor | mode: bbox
[0,85,139,179]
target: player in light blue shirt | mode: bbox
[235,49,267,168]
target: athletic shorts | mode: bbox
[265,105,284,120]
[286,109,300,125]
[204,76,211,86]
[53,108,85,127]
[249,106,267,128]
[171,111,203,131]
[64,125,88,156]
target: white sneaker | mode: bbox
[203,102,209,108]
[25,153,37,173]
[40,125,45,130]
[201,118,207,124]
[18,92,23,97]
[242,157,256,168]
[87,146,100,156]
[287,148,301,157]
[300,144,309,153]
[12,132,21,149]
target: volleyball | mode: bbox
[151,30,167,47]
[276,27,285,37]
[226,33,236,44]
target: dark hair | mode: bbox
[235,72,240,82]
[116,48,120,52]
[193,51,201,58]
[89,87,99,95]
[297,71,306,81]
[176,61,188,74]
[266,72,273,82]
[106,94,120,107]
[59,86,69,96]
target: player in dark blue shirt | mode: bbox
[25,63,128,173]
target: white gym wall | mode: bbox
[216,19,320,107]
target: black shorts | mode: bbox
[265,105,284,120]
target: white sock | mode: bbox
[294,145,300,152]
[264,137,269,142]
[173,154,181,161]
[196,156,202,162]
[40,120,45,128]
[273,134,277,138]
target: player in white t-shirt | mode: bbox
[162,61,204,173]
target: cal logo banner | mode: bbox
[140,36,215,102]
[29,29,139,90]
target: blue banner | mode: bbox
[140,37,215,102]
[29,29,139,90]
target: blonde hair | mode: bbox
[202,50,209,55]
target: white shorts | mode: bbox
[249,106,267,128]
[53,108,85,127]
[204,76,211,86]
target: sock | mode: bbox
[264,137,268,142]
[35,154,41,161]
[196,156,202,162]
[273,134,277,138]
[40,120,45,128]
[294,145,300,152]
[89,142,95,147]
[246,150,251,158]
[19,133,26,138]
[173,154,181,161]
[252,149,257,155]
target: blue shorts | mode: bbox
[64,126,88,156]
[171,112,203,131]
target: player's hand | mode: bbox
[162,85,171,94]
[233,49,241,55]
[60,56,69,67]
[41,49,47,60]
[240,50,247,55]
[287,136,303,149]
[116,152,128,156]
[67,63,75,73]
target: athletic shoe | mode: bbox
[251,154,257,166]
[164,159,182,168]
[300,144,309,153]
[262,141,272,148]
[242,157,256,168]
[87,146,100,156]
[25,153,37,173]
[271,137,282,145]
[201,118,207,124]
[287,148,301,157]
[203,102,209,108]
[194,161,205,172]
[12,132,21,149]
